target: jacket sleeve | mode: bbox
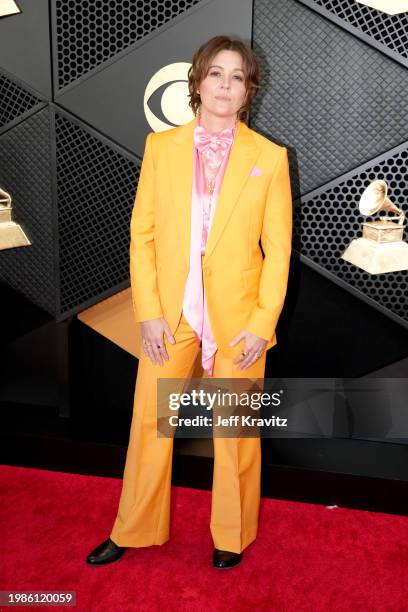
[129,131,164,322]
[245,146,293,341]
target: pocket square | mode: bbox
[250,165,262,176]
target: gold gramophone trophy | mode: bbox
[341,179,408,274]
[0,186,31,250]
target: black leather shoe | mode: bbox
[86,538,127,566]
[213,548,242,569]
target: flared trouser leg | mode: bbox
[210,349,266,554]
[110,313,200,547]
[110,312,266,552]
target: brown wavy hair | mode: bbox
[188,35,261,124]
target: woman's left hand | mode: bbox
[229,330,267,370]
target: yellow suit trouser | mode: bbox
[109,312,266,554]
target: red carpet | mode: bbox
[1,464,407,611]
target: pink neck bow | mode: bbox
[193,123,235,170]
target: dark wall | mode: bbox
[0,1,407,480]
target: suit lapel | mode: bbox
[168,115,261,267]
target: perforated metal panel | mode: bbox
[55,0,203,90]
[2,0,407,329]
[0,108,56,315]
[0,73,43,130]
[251,0,408,196]
[55,111,140,316]
[252,0,408,327]
[294,143,408,324]
[312,0,408,63]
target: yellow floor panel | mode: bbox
[77,288,204,377]
[77,288,141,358]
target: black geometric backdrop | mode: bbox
[252,0,408,328]
[54,110,140,314]
[0,0,407,328]
[54,0,203,90]
[0,0,251,321]
[306,0,408,65]
[0,101,55,315]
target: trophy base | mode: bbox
[341,237,408,274]
[0,222,31,251]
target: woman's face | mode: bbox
[198,49,248,120]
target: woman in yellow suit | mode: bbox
[86,35,292,570]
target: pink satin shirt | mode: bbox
[181,116,237,376]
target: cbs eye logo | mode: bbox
[144,62,195,133]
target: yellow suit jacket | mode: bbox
[130,115,293,359]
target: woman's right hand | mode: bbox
[140,318,175,366]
